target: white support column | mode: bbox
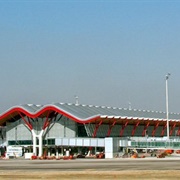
[32,130,37,156]
[105,137,119,158]
[56,148,59,158]
[61,147,63,156]
[38,130,44,157]
[48,149,50,157]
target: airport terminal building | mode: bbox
[0,102,180,158]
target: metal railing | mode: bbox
[130,138,180,149]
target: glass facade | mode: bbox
[47,138,55,145]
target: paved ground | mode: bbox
[1,157,180,171]
[0,157,180,179]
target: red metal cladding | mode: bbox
[131,121,140,136]
[92,120,103,138]
[120,120,128,137]
[142,121,150,136]
[170,122,176,136]
[2,105,180,139]
[0,106,101,125]
[106,119,116,137]
[152,121,160,137]
[18,112,33,130]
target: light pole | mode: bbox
[145,130,148,153]
[75,95,79,105]
[166,73,171,141]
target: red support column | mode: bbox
[177,126,180,136]
[161,123,167,137]
[93,120,102,138]
[106,119,116,137]
[89,120,102,152]
[131,121,140,136]
[142,121,150,136]
[42,111,50,130]
[170,122,176,136]
[19,112,33,130]
[27,117,32,125]
[152,121,160,137]
[42,112,58,130]
[120,120,128,137]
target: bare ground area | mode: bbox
[0,170,180,180]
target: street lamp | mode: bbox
[166,73,171,141]
[75,95,79,105]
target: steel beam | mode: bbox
[142,121,150,136]
[93,120,102,138]
[19,112,33,130]
[161,123,167,137]
[120,120,128,137]
[131,121,140,136]
[170,122,176,136]
[152,121,160,137]
[106,119,116,137]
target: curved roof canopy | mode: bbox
[0,103,180,126]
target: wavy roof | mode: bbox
[0,103,180,126]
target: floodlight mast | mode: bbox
[75,95,79,105]
[166,73,170,141]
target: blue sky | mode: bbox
[0,0,180,113]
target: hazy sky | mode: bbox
[0,0,180,113]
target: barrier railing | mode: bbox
[130,140,180,149]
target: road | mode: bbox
[0,157,180,171]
